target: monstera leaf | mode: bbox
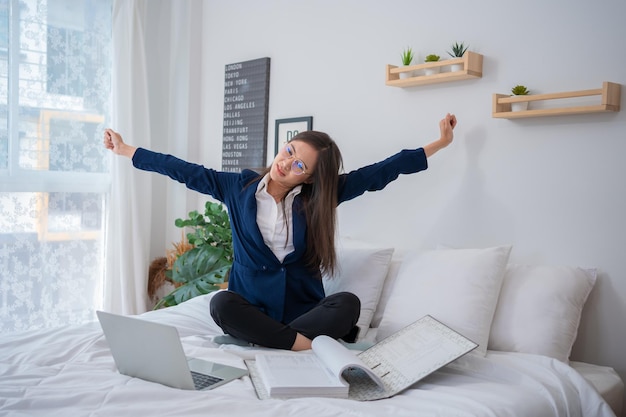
[155,245,232,309]
[153,202,233,310]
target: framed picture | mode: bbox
[274,116,313,155]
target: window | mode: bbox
[0,0,112,332]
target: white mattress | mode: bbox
[571,361,624,416]
[0,292,622,417]
[362,326,624,416]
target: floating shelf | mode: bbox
[386,51,483,87]
[492,82,621,119]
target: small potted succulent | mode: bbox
[447,42,469,71]
[424,54,441,75]
[510,85,530,111]
[400,47,415,79]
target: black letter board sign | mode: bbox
[222,57,270,172]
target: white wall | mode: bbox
[154,0,626,403]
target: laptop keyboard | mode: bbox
[191,371,223,390]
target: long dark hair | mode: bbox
[250,131,343,277]
[295,131,343,277]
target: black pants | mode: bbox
[209,290,361,350]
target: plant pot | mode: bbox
[450,63,463,72]
[511,101,529,112]
[424,67,440,76]
[399,69,414,79]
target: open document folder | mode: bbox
[246,314,478,400]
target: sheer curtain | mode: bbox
[0,0,112,332]
[105,0,151,313]
[106,0,203,313]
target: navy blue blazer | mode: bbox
[133,147,428,323]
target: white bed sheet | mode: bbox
[0,292,618,417]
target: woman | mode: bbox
[103,113,457,351]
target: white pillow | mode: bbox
[377,245,512,356]
[488,264,596,362]
[323,242,394,340]
[140,291,225,337]
[371,254,404,329]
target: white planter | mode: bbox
[399,70,414,79]
[450,63,463,72]
[511,101,529,112]
[424,66,440,76]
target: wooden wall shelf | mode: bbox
[492,82,621,119]
[386,51,483,87]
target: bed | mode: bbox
[1,242,623,417]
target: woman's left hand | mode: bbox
[438,113,457,147]
[423,113,457,158]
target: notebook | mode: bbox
[96,310,248,390]
[246,315,478,400]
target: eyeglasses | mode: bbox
[283,143,307,175]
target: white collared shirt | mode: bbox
[256,174,302,263]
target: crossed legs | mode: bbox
[209,290,360,350]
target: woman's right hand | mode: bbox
[103,128,137,158]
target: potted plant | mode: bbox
[447,42,469,71]
[424,54,441,75]
[400,47,414,79]
[152,201,234,309]
[510,85,530,111]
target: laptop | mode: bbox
[96,310,248,390]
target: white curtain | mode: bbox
[0,0,112,332]
[105,0,152,314]
[106,0,203,314]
